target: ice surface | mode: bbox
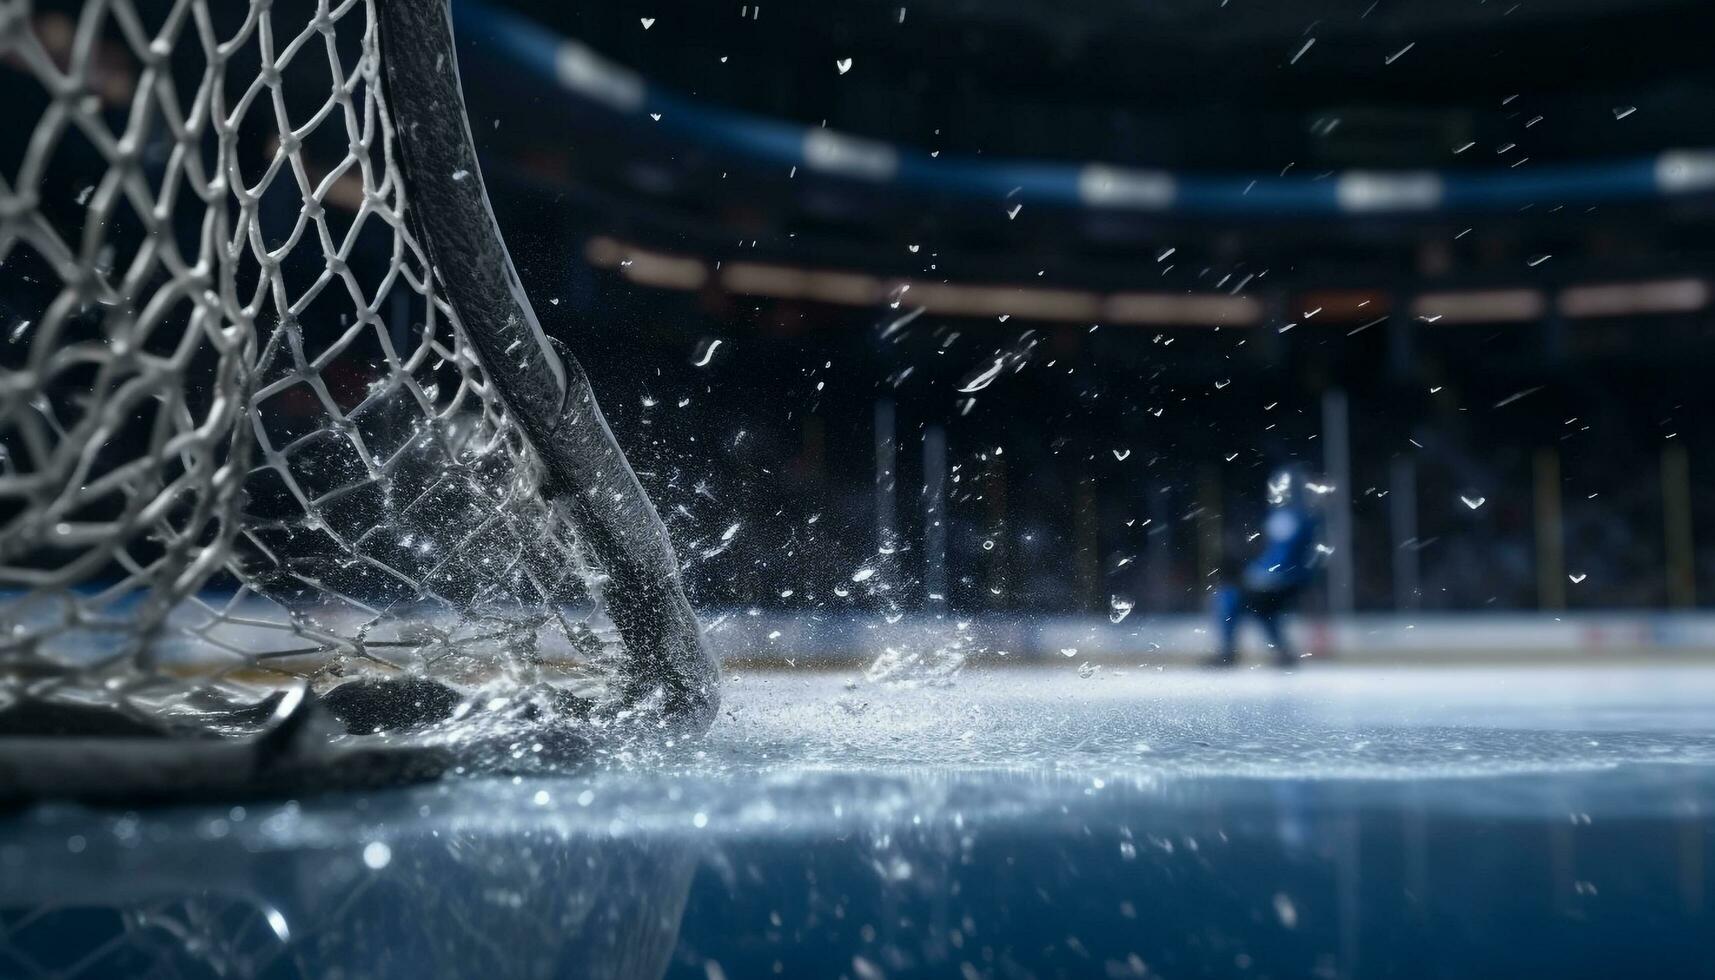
[5,665,1714,978]
[13,665,1715,840]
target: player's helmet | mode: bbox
[1265,464,1314,507]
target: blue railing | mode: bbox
[453,0,1715,218]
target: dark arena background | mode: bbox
[3,0,1715,977]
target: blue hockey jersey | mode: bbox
[1242,505,1321,592]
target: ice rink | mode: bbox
[5,0,1715,975]
[4,664,1713,978]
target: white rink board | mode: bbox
[706,610,1715,664]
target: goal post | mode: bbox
[375,0,716,725]
[0,0,717,797]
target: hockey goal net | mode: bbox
[0,0,715,797]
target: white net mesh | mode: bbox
[0,0,623,738]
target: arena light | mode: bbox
[1558,279,1709,318]
[598,237,1254,325]
[803,129,899,182]
[1294,290,1390,323]
[622,252,708,290]
[584,235,626,268]
[725,266,1098,319]
[723,262,815,298]
[553,39,646,113]
[1079,165,1177,210]
[1336,171,1443,212]
[907,283,1103,321]
[723,263,884,304]
[807,270,889,305]
[1411,289,1545,324]
[1656,150,1715,194]
[1106,292,1263,327]
[582,237,708,290]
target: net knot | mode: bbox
[0,192,31,223]
[145,37,173,67]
